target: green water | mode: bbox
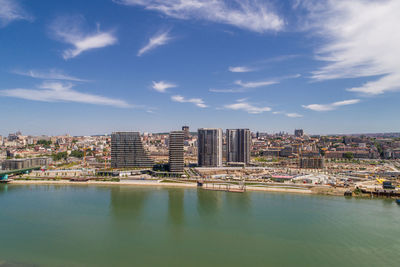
[0,185,399,267]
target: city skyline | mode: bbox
[1,0,400,135]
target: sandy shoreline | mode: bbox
[7,180,314,194]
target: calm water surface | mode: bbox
[0,184,399,266]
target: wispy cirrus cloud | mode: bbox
[234,79,278,88]
[286,113,303,118]
[273,111,303,118]
[50,15,117,60]
[302,99,360,111]
[0,81,132,108]
[228,55,299,73]
[114,0,284,33]
[171,95,207,108]
[228,66,255,73]
[12,69,89,82]
[0,0,33,27]
[210,79,277,93]
[152,81,176,93]
[224,99,271,114]
[302,0,400,95]
[211,74,300,93]
[138,30,172,56]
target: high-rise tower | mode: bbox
[111,132,154,168]
[169,131,184,173]
[197,128,223,167]
[226,129,251,165]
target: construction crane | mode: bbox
[103,149,109,169]
[82,147,90,167]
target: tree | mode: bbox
[52,152,68,161]
[37,140,52,147]
[343,152,354,159]
[70,150,84,158]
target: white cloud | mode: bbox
[171,95,207,108]
[228,66,254,73]
[0,0,32,27]
[302,99,360,111]
[211,75,300,93]
[50,16,117,60]
[0,81,131,108]
[152,81,176,93]
[272,110,303,118]
[304,0,400,95]
[138,31,172,56]
[13,69,89,82]
[234,79,278,88]
[286,113,303,118]
[114,0,284,33]
[224,99,271,114]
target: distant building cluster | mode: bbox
[2,128,400,175]
[108,127,252,173]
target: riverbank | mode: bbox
[7,179,315,194]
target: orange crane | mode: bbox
[82,147,90,167]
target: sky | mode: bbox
[0,0,399,136]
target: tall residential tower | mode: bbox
[169,131,184,173]
[226,129,251,165]
[197,128,223,167]
[111,132,154,168]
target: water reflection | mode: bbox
[167,189,184,226]
[110,187,151,220]
[0,185,8,194]
[197,189,221,217]
[225,192,252,214]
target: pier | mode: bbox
[199,180,246,193]
[361,188,400,198]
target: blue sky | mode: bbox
[0,0,399,136]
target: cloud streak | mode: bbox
[114,0,284,33]
[50,15,117,60]
[171,95,207,108]
[286,113,303,118]
[211,74,300,93]
[228,66,254,73]
[304,0,400,95]
[302,99,360,111]
[13,69,89,82]
[0,0,32,27]
[138,31,172,56]
[234,79,278,88]
[0,81,131,108]
[152,81,176,93]
[273,111,303,118]
[224,99,271,114]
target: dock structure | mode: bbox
[200,179,246,193]
[361,188,400,198]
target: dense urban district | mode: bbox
[1,127,400,198]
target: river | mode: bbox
[0,184,399,266]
